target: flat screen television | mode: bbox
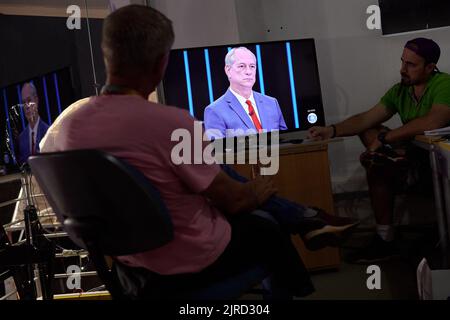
[379,0,450,35]
[160,38,325,137]
[1,67,77,171]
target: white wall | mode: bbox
[150,0,240,49]
[234,0,450,192]
[151,0,450,193]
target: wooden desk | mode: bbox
[229,140,341,271]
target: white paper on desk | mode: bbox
[424,126,450,136]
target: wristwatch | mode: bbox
[330,125,337,138]
[377,132,389,145]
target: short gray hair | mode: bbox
[225,47,256,66]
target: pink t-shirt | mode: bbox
[42,95,231,275]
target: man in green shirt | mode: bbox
[308,38,450,263]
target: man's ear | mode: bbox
[425,62,436,74]
[224,65,231,78]
[154,52,170,82]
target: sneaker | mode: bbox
[347,234,398,264]
[298,208,360,251]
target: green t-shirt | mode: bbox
[380,72,450,124]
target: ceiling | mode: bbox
[0,0,147,17]
[1,1,114,7]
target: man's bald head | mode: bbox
[224,47,257,95]
[225,47,256,67]
[21,82,37,100]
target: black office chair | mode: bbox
[28,149,271,299]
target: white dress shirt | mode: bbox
[229,88,262,124]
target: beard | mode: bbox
[401,72,410,85]
[401,70,431,86]
[400,73,417,86]
[401,78,411,86]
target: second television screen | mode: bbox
[162,38,325,134]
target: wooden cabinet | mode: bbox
[231,141,340,271]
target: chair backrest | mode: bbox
[28,149,173,256]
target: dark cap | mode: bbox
[405,38,441,65]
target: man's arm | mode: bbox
[275,99,288,130]
[201,170,277,215]
[308,104,395,140]
[384,104,450,143]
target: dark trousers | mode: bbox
[115,213,314,299]
[204,213,314,298]
[360,143,433,226]
[220,164,310,233]
[114,165,314,299]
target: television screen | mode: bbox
[1,67,77,172]
[379,0,450,35]
[161,38,325,139]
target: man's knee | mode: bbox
[360,150,377,169]
[359,151,397,176]
[231,213,283,244]
[358,129,372,148]
[251,210,279,225]
[358,125,389,148]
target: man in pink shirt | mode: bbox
[42,5,357,299]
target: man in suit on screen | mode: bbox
[204,47,287,140]
[17,82,49,165]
